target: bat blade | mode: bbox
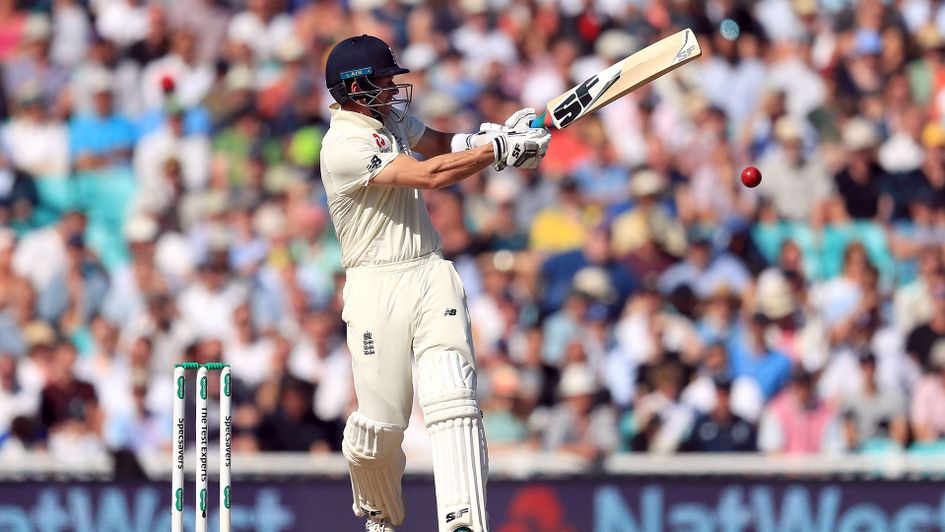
[533,28,702,129]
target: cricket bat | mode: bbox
[531,28,702,129]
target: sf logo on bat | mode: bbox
[673,30,698,64]
[551,68,622,128]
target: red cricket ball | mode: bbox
[160,74,175,93]
[741,166,762,188]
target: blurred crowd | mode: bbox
[3,0,945,467]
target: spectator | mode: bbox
[140,28,213,110]
[755,116,833,222]
[483,197,527,252]
[16,320,56,397]
[540,226,636,317]
[681,342,764,423]
[879,104,928,219]
[892,244,939,334]
[810,242,876,331]
[39,340,98,432]
[728,311,793,402]
[71,34,140,118]
[529,178,598,254]
[612,278,701,376]
[905,274,945,371]
[225,302,276,390]
[69,69,136,174]
[482,365,531,450]
[177,256,247,339]
[95,0,150,49]
[0,229,31,355]
[542,364,618,461]
[257,376,331,453]
[166,0,228,65]
[104,376,165,453]
[541,294,590,367]
[658,230,751,300]
[145,158,190,233]
[0,353,36,431]
[75,316,127,416]
[285,310,350,432]
[631,361,694,454]
[127,5,169,67]
[227,0,296,64]
[120,291,193,378]
[102,215,167,326]
[0,0,26,63]
[694,287,740,345]
[39,227,109,334]
[0,415,40,457]
[571,120,632,206]
[134,99,210,200]
[2,88,69,181]
[910,341,945,443]
[12,211,85,299]
[511,326,558,411]
[758,368,843,455]
[469,253,515,356]
[610,169,684,259]
[683,375,758,453]
[3,13,68,112]
[833,118,888,221]
[212,106,271,188]
[842,350,909,452]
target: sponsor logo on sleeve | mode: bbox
[367,155,382,172]
[363,332,375,356]
[372,133,389,151]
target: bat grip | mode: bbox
[530,112,547,128]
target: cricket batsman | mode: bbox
[320,35,551,532]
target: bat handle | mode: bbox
[530,112,548,128]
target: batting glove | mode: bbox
[491,127,551,170]
[501,107,538,130]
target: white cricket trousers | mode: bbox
[342,251,476,428]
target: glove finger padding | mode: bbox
[504,107,537,130]
[478,121,505,132]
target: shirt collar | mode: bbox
[329,103,384,129]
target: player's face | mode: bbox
[350,74,411,121]
[372,75,397,115]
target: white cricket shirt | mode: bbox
[320,104,442,268]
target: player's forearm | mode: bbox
[413,128,458,158]
[422,145,494,189]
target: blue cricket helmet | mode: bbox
[325,34,410,103]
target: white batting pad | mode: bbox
[418,351,489,532]
[342,412,408,526]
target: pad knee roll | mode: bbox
[418,351,489,532]
[342,412,407,526]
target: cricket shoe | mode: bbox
[365,518,395,531]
